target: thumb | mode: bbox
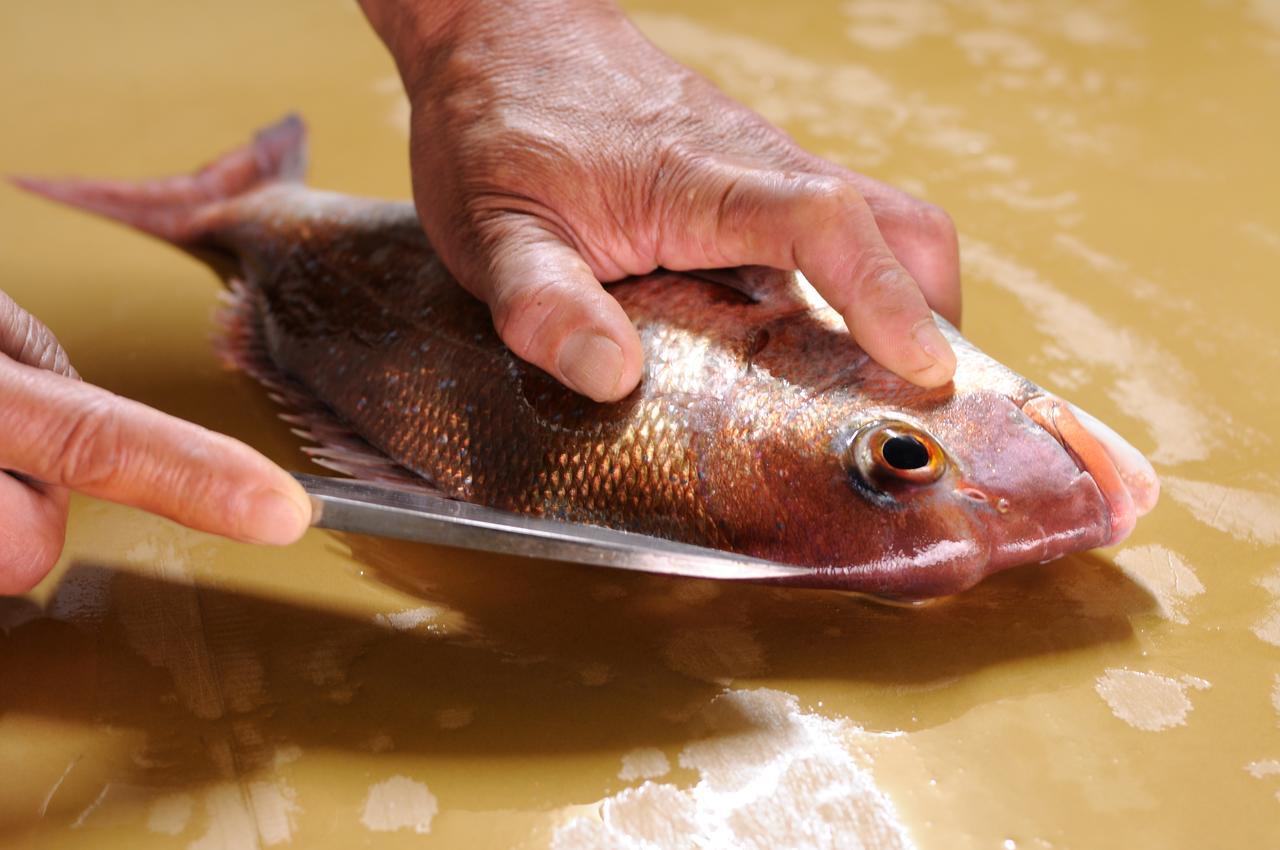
[477,222,644,402]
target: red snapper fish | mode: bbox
[17,116,1158,599]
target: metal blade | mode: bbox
[295,473,814,581]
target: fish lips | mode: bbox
[944,393,1158,591]
[951,393,1159,595]
[1020,395,1159,547]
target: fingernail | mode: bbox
[558,331,625,401]
[912,319,957,384]
[240,486,312,546]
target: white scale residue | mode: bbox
[1253,565,1280,648]
[553,688,914,850]
[183,779,299,848]
[1256,610,1280,649]
[662,626,768,684]
[146,793,194,836]
[245,780,300,846]
[373,604,474,637]
[1094,669,1211,732]
[435,706,475,730]
[1112,544,1205,624]
[188,784,259,850]
[1244,760,1280,803]
[374,605,443,631]
[1164,477,1280,547]
[618,748,672,783]
[361,776,438,835]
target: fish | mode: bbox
[15,115,1159,600]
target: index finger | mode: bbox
[0,355,312,545]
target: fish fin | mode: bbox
[11,114,306,244]
[685,266,808,307]
[214,279,444,491]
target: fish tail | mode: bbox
[11,114,306,244]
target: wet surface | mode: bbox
[2,0,1278,847]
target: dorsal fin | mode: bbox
[686,266,809,307]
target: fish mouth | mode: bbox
[1021,395,1159,545]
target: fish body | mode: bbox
[17,117,1158,599]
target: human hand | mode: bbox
[360,0,961,401]
[0,291,312,593]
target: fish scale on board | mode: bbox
[16,115,1157,599]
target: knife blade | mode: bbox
[295,472,815,581]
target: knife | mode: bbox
[296,472,814,581]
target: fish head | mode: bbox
[723,321,1159,600]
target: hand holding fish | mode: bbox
[0,291,311,592]
[359,0,963,401]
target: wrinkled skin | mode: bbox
[359,0,962,401]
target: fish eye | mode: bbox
[847,421,947,488]
[882,434,930,470]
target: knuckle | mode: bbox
[158,463,222,523]
[848,256,917,316]
[490,277,576,361]
[801,177,864,222]
[49,398,127,491]
[654,148,733,224]
[914,202,958,245]
[710,172,750,234]
[655,139,702,176]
